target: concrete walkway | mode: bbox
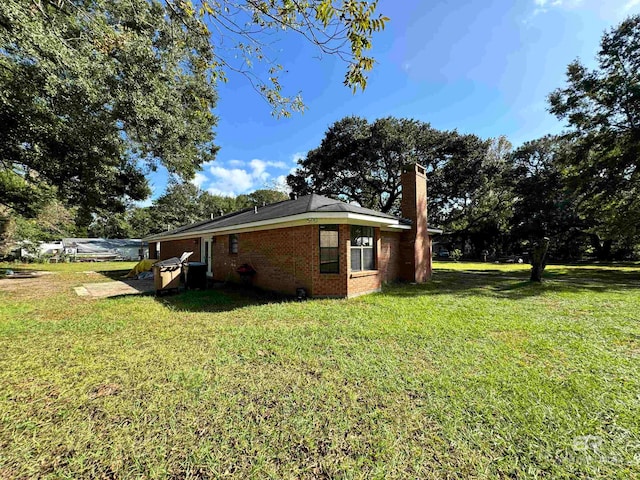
[74,279,154,298]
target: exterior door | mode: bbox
[202,238,213,275]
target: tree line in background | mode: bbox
[90,186,289,239]
[0,185,289,255]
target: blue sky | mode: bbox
[144,0,640,202]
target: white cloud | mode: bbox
[249,159,287,177]
[534,0,581,7]
[207,187,238,197]
[200,158,291,196]
[526,0,637,20]
[291,152,305,164]
[625,0,640,10]
[190,172,208,188]
[274,175,291,193]
[531,0,584,15]
[250,159,288,171]
[207,166,255,196]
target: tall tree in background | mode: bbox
[236,189,290,209]
[427,134,512,256]
[287,116,511,256]
[0,201,79,256]
[509,136,584,260]
[287,116,429,213]
[287,117,494,215]
[549,14,640,259]
[122,185,289,238]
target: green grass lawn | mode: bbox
[1,261,639,478]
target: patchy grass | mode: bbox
[1,262,639,478]
[0,260,139,273]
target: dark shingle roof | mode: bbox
[148,194,399,239]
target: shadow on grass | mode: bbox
[157,284,298,313]
[88,269,238,310]
[95,269,133,281]
[386,267,640,300]
[95,266,639,309]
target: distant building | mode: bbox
[61,238,148,261]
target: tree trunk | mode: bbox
[589,234,613,261]
[0,208,16,257]
[530,237,550,282]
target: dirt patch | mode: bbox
[89,383,121,400]
[0,272,61,299]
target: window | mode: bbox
[204,241,209,266]
[319,225,339,273]
[350,226,376,271]
[229,234,238,254]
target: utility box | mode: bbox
[184,262,207,290]
[152,252,192,294]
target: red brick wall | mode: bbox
[155,222,426,298]
[211,226,315,296]
[380,231,401,283]
[159,238,201,262]
[209,224,349,297]
[348,271,381,297]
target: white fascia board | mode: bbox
[146,212,407,242]
[381,224,411,232]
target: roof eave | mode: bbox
[144,211,409,242]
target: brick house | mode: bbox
[145,164,441,298]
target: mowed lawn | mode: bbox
[0,261,639,479]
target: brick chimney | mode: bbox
[400,163,431,282]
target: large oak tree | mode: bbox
[286,116,512,256]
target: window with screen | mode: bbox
[319,225,339,273]
[350,226,376,271]
[229,234,238,254]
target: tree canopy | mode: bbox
[286,116,514,256]
[0,0,388,221]
[549,13,640,252]
[112,185,289,239]
[287,116,494,214]
[1,0,219,216]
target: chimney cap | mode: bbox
[403,163,426,175]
